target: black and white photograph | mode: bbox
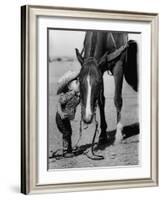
[48,29,140,170]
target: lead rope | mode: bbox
[83,102,104,160]
[73,103,104,160]
[88,106,104,160]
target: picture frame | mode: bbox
[21,5,159,194]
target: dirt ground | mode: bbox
[48,60,139,170]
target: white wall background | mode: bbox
[0,0,162,199]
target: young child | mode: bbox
[56,71,80,158]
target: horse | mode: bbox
[75,31,138,157]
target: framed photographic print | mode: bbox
[21,5,159,194]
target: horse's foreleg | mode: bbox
[98,81,108,144]
[113,60,124,144]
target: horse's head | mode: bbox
[75,48,106,124]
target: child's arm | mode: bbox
[59,91,75,105]
[57,102,68,119]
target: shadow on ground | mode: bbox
[50,122,139,160]
[96,122,139,151]
[122,122,139,139]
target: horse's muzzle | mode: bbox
[83,114,93,124]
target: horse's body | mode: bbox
[76,31,138,146]
[83,31,128,59]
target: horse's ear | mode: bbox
[75,48,84,65]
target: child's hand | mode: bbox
[60,112,68,119]
[76,91,80,97]
[69,90,75,95]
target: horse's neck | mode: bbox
[84,31,106,60]
[106,32,128,52]
[111,32,128,48]
[83,31,128,59]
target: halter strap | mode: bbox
[83,57,98,67]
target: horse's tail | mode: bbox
[124,40,138,92]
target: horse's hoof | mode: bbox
[117,122,123,130]
[114,138,123,145]
[114,122,123,144]
[114,133,123,144]
[114,126,123,145]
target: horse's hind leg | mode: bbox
[113,60,124,144]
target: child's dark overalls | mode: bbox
[56,91,80,154]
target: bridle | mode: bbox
[74,57,105,160]
[82,57,98,67]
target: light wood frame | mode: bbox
[21,5,159,194]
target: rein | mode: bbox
[83,57,98,67]
[88,108,104,160]
[74,101,104,160]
